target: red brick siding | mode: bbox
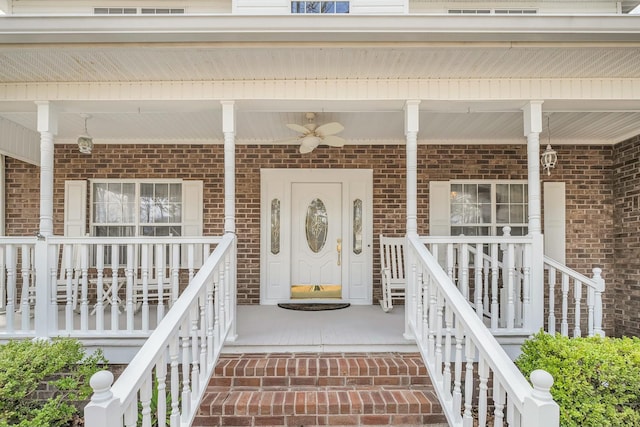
[613,136,640,336]
[1,143,622,334]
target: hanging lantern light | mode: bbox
[541,115,557,176]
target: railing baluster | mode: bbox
[188,243,195,282]
[463,336,475,427]
[156,243,165,323]
[20,244,32,329]
[190,305,200,400]
[180,319,192,424]
[64,245,74,331]
[126,244,135,332]
[96,244,105,331]
[140,374,152,427]
[156,354,167,427]
[460,243,469,298]
[111,244,120,331]
[493,377,505,427]
[124,398,137,427]
[561,273,569,336]
[587,284,595,337]
[574,279,582,337]
[475,243,484,318]
[435,288,444,382]
[478,358,489,427]
[506,243,515,329]
[483,258,490,316]
[142,244,150,333]
[547,266,557,334]
[522,243,531,328]
[5,245,15,332]
[490,243,499,330]
[199,291,208,388]
[171,243,180,305]
[453,320,463,423]
[443,303,453,400]
[418,271,426,344]
[80,244,89,331]
[428,272,437,361]
[170,335,181,426]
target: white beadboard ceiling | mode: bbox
[1,44,640,147]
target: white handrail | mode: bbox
[84,233,236,427]
[406,233,559,427]
[544,255,604,337]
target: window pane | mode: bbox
[170,183,182,203]
[496,184,508,204]
[307,2,320,13]
[478,184,491,203]
[511,205,524,223]
[322,1,335,13]
[511,184,524,203]
[291,1,305,13]
[480,205,491,223]
[463,184,478,203]
[509,226,528,236]
[496,204,509,223]
[336,1,349,12]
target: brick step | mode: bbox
[195,353,448,427]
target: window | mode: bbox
[450,181,528,236]
[448,9,536,14]
[291,1,350,14]
[92,180,184,237]
[94,7,137,14]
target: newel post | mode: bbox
[592,267,605,337]
[84,371,122,427]
[523,370,559,427]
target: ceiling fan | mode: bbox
[283,112,346,153]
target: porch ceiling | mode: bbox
[1,14,640,147]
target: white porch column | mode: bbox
[405,100,420,234]
[523,101,544,332]
[34,101,58,338]
[404,100,420,340]
[221,100,238,342]
[222,101,236,234]
[36,101,57,237]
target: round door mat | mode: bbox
[277,303,351,311]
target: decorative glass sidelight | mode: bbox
[305,198,328,253]
[353,199,363,255]
[271,199,280,255]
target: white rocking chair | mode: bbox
[379,234,406,312]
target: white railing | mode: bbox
[407,233,559,427]
[0,235,219,338]
[0,238,36,335]
[544,256,605,337]
[422,228,534,333]
[84,233,236,427]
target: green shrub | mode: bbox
[0,338,108,427]
[516,331,640,427]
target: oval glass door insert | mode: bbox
[305,198,328,253]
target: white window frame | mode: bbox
[89,178,186,238]
[449,180,529,237]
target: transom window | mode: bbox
[91,180,183,237]
[291,1,350,14]
[450,181,528,236]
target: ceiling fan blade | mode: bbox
[286,123,311,134]
[300,136,321,154]
[315,122,344,137]
[322,135,346,148]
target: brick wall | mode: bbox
[1,143,622,333]
[613,136,640,336]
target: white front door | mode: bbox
[291,182,342,298]
[261,169,373,305]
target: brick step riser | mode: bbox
[209,375,430,389]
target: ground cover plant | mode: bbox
[0,338,107,427]
[516,331,640,427]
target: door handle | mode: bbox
[336,238,342,266]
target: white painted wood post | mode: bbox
[221,101,238,341]
[34,101,58,339]
[84,371,123,427]
[592,267,605,337]
[522,370,559,427]
[404,100,420,339]
[523,101,545,333]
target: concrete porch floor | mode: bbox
[224,305,418,354]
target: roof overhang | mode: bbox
[1,14,640,45]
